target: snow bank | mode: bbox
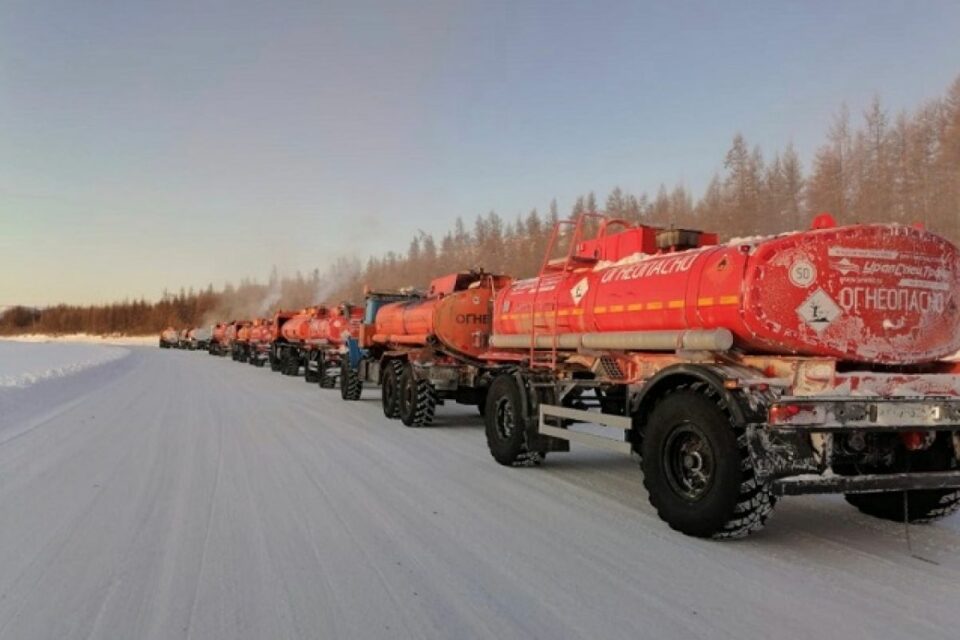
[0,341,130,388]
[2,333,157,346]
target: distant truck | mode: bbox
[340,271,511,426]
[188,327,212,351]
[208,322,229,356]
[268,305,363,388]
[159,327,178,349]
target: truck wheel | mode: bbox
[340,366,363,401]
[398,366,436,427]
[270,352,281,371]
[641,384,775,538]
[846,489,960,524]
[381,360,403,419]
[484,374,544,466]
[476,389,488,417]
[283,352,299,376]
[305,353,319,382]
[318,354,338,389]
[843,439,960,523]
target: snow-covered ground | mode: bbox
[3,333,157,346]
[0,347,958,639]
[0,341,130,388]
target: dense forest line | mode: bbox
[3,74,959,336]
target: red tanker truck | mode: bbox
[340,271,512,427]
[159,327,178,349]
[208,322,229,356]
[231,321,252,362]
[267,309,299,372]
[465,212,960,538]
[273,306,325,377]
[246,318,271,367]
[271,305,364,386]
[306,303,364,388]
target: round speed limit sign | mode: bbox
[789,259,817,288]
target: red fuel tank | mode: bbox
[493,222,960,364]
[224,323,239,346]
[281,307,336,344]
[319,304,364,346]
[374,272,512,357]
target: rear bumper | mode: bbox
[768,397,960,431]
[772,470,960,496]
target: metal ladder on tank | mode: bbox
[529,212,617,369]
[530,212,636,454]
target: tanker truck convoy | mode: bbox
[341,272,512,426]
[194,212,960,539]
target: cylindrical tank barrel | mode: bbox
[493,224,960,364]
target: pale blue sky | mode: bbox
[2,0,959,306]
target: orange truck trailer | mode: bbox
[231,321,252,362]
[246,318,271,367]
[208,322,229,356]
[271,304,364,386]
[456,212,960,539]
[305,303,364,389]
[340,271,512,426]
[273,306,326,378]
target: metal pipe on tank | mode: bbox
[489,328,733,352]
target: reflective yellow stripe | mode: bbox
[594,306,608,314]
[697,296,715,307]
[719,295,740,305]
[610,304,624,313]
[646,301,663,310]
[668,300,685,309]
[627,303,644,311]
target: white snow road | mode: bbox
[1,348,959,640]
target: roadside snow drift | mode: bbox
[0,341,130,388]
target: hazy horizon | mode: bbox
[3,0,960,306]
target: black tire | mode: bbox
[484,374,545,466]
[641,384,775,539]
[340,365,363,401]
[398,365,436,427]
[843,437,960,523]
[381,360,403,419]
[282,351,299,376]
[846,489,960,524]
[270,350,281,372]
[318,353,338,389]
[305,353,319,383]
